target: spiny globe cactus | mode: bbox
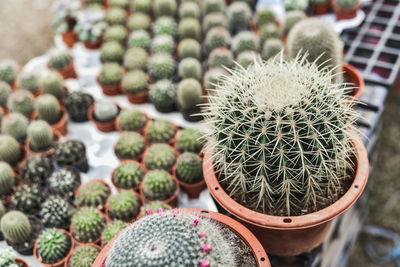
[35,94,62,125]
[100,41,124,63]
[283,10,305,36]
[142,201,171,216]
[231,31,260,54]
[41,196,73,229]
[48,168,81,199]
[334,0,359,8]
[65,91,94,123]
[133,0,152,13]
[262,38,284,60]
[178,58,202,81]
[127,12,151,31]
[176,128,203,153]
[105,7,127,25]
[107,190,141,222]
[259,23,282,44]
[102,220,126,246]
[176,152,203,184]
[14,184,45,215]
[98,63,123,86]
[254,8,276,29]
[112,161,145,190]
[39,71,66,100]
[177,78,203,112]
[48,48,72,70]
[0,210,31,245]
[178,39,201,60]
[122,70,149,94]
[104,24,127,44]
[117,109,148,132]
[144,143,176,171]
[7,90,35,117]
[17,71,39,94]
[0,134,21,166]
[115,133,146,160]
[179,2,200,19]
[0,59,18,85]
[93,102,119,123]
[123,47,148,70]
[75,180,110,209]
[27,120,54,152]
[236,51,261,69]
[153,0,177,17]
[142,170,177,201]
[0,161,15,197]
[110,0,130,9]
[148,53,176,80]
[227,1,252,30]
[153,16,177,37]
[53,140,87,169]
[36,228,71,264]
[204,55,357,215]
[19,156,53,185]
[284,0,309,11]
[128,30,151,50]
[0,81,11,108]
[203,67,229,90]
[145,120,176,144]
[208,48,234,68]
[0,247,16,266]
[1,113,28,143]
[205,27,231,51]
[149,79,176,111]
[178,18,201,41]
[151,34,175,55]
[71,207,106,244]
[202,0,225,15]
[67,245,99,267]
[202,12,228,33]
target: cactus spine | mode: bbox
[37,228,71,264]
[27,120,54,152]
[35,94,62,125]
[0,211,31,244]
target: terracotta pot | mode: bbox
[61,31,77,49]
[49,60,77,80]
[52,107,68,136]
[74,179,112,211]
[342,63,364,100]
[333,2,361,20]
[96,76,122,96]
[310,1,331,15]
[88,104,120,133]
[33,229,73,267]
[93,208,270,266]
[110,161,145,192]
[104,190,142,223]
[64,244,101,267]
[203,133,369,256]
[173,159,206,199]
[83,37,103,50]
[15,258,29,267]
[26,129,62,158]
[125,89,149,104]
[140,174,180,207]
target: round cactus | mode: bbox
[334,0,359,9]
[142,170,177,201]
[48,48,72,70]
[178,18,201,41]
[151,34,175,55]
[48,168,81,199]
[176,152,203,184]
[75,180,110,209]
[98,63,123,86]
[236,51,261,69]
[110,0,130,9]
[93,102,119,122]
[100,41,124,63]
[145,120,176,143]
[14,184,45,215]
[208,48,234,68]
[153,16,177,37]
[284,0,309,11]
[104,25,127,44]
[262,38,284,60]
[255,8,276,29]
[122,70,149,94]
[144,143,176,171]
[65,91,94,122]
[107,190,141,222]
[117,109,148,132]
[205,27,231,51]
[53,140,87,168]
[202,12,228,33]
[67,245,99,267]
[123,47,148,71]
[283,10,305,36]
[148,53,176,80]
[127,12,151,31]
[177,78,203,112]
[142,201,171,216]
[153,0,177,16]
[41,196,73,229]
[27,120,54,152]
[133,0,152,13]
[35,94,62,125]
[71,207,106,244]
[37,228,71,264]
[178,39,201,60]
[112,161,145,190]
[115,133,146,160]
[0,210,31,244]
[0,202,5,219]
[19,156,53,185]
[1,113,29,143]
[102,221,126,246]
[0,134,21,166]
[0,81,11,108]
[105,7,127,25]
[39,71,65,100]
[17,72,39,94]
[128,30,151,50]
[227,1,252,29]
[0,162,15,197]
[7,90,35,117]
[176,129,203,153]
[178,58,202,81]
[149,79,176,109]
[179,2,200,19]
[203,67,229,90]
[259,23,282,44]
[202,0,225,15]
[231,31,260,54]
[0,59,18,85]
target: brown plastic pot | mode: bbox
[96,76,122,96]
[203,133,369,256]
[93,208,270,266]
[173,159,206,199]
[310,1,331,15]
[26,129,62,158]
[33,229,73,267]
[333,1,361,20]
[61,30,77,48]
[125,89,149,104]
[343,63,364,100]
[64,244,101,267]
[15,258,29,267]
[49,60,77,80]
[139,174,180,207]
[88,104,121,133]
[74,179,112,211]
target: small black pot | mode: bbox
[56,156,89,173]
[153,102,176,113]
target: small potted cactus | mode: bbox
[147,53,176,81]
[65,245,100,267]
[284,0,309,11]
[140,169,179,207]
[178,58,202,81]
[0,59,19,88]
[202,12,228,33]
[105,190,142,222]
[178,38,201,60]
[149,79,177,113]
[144,143,176,172]
[111,161,145,191]
[153,0,177,17]
[133,0,152,12]
[100,41,124,64]
[75,179,111,210]
[47,48,77,79]
[89,101,120,132]
[70,207,106,245]
[309,0,332,14]
[115,109,148,133]
[231,30,260,55]
[97,63,124,96]
[35,94,68,136]
[253,8,276,30]
[151,34,175,55]
[177,78,203,121]
[1,113,29,143]
[101,220,126,247]
[51,0,80,48]
[48,168,81,200]
[0,134,26,170]
[114,132,146,161]
[283,10,306,38]
[205,27,231,52]
[0,161,20,203]
[65,91,94,122]
[127,12,151,31]
[262,38,284,60]
[53,140,88,172]
[0,81,11,110]
[7,90,35,119]
[178,18,201,41]
[33,228,73,267]
[40,196,74,230]
[123,47,148,71]
[202,0,225,15]
[26,120,59,157]
[207,48,234,68]
[174,152,205,198]
[153,16,177,37]
[122,70,149,104]
[128,30,151,50]
[236,51,261,69]
[19,156,53,186]
[179,1,200,19]
[110,0,130,11]
[104,24,127,44]
[14,184,46,215]
[74,10,107,49]
[259,23,282,44]
[145,120,177,144]
[227,1,252,33]
[17,71,41,97]
[0,247,29,267]
[38,71,67,100]
[333,0,360,20]
[105,7,127,25]
[176,128,204,154]
[203,67,229,91]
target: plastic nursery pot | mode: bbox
[342,63,364,101]
[26,129,62,158]
[125,89,149,104]
[104,190,142,223]
[48,59,77,80]
[172,163,206,199]
[96,76,122,96]
[203,133,369,256]
[93,208,270,267]
[61,30,77,48]
[74,179,112,211]
[33,229,74,267]
[88,104,121,133]
[310,1,332,15]
[110,161,145,192]
[139,175,180,207]
[333,1,361,20]
[64,244,102,267]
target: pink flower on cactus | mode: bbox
[200,260,210,267]
[146,209,153,215]
[203,244,212,254]
[193,219,199,227]
[157,208,164,214]
[199,232,206,238]
[172,209,179,217]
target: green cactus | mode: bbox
[102,220,126,246]
[123,47,148,70]
[93,102,119,122]
[67,245,99,267]
[144,143,176,171]
[35,94,62,125]
[284,0,309,11]
[117,109,148,132]
[179,2,200,19]
[40,196,73,229]
[122,70,149,94]
[48,168,81,199]
[262,38,284,60]
[145,120,176,143]
[107,190,141,222]
[142,201,171,216]
[100,41,124,63]
[48,48,72,70]
[0,59,18,85]
[202,12,228,33]
[128,30,151,50]
[149,79,176,109]
[127,12,151,31]
[0,162,14,197]
[334,0,359,9]
[17,72,39,94]
[19,156,53,185]
[0,81,11,108]
[283,10,305,36]
[151,34,175,55]
[208,48,234,68]
[153,0,177,17]
[254,8,276,29]
[53,140,87,168]
[202,0,225,15]
[75,180,110,209]
[27,120,54,152]
[0,247,17,266]
[71,207,106,244]
[106,7,127,25]
[110,0,130,9]
[0,134,21,166]
[104,25,128,44]
[65,91,94,122]
[153,16,177,37]
[142,170,177,201]
[236,51,261,69]
[310,0,330,4]
[7,90,35,117]
[37,228,71,264]
[112,161,145,190]
[1,113,28,143]
[14,184,45,215]
[176,129,203,153]
[115,132,146,160]
[178,39,201,60]
[178,58,202,81]
[203,67,229,90]
[177,78,202,112]
[176,152,203,184]
[1,211,31,245]
[205,27,231,51]
[227,2,252,29]
[39,71,66,100]
[148,53,176,80]
[178,18,201,41]
[99,63,124,86]
[133,0,152,14]
[0,202,4,222]
[231,31,260,54]
[259,23,282,44]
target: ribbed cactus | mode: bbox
[41,196,73,229]
[128,30,151,50]
[145,120,176,143]
[153,17,177,37]
[0,81,11,108]
[98,63,123,86]
[20,156,53,185]
[151,34,175,55]
[117,109,148,132]
[48,48,72,70]
[0,59,18,85]
[178,18,201,41]
[287,18,343,76]
[37,228,71,264]
[259,23,282,44]
[149,79,177,109]
[102,220,126,246]
[115,133,146,160]
[71,207,106,244]
[105,7,127,25]
[14,184,45,215]
[0,134,21,166]
[176,152,203,184]
[153,0,177,16]
[178,58,202,81]
[93,102,119,122]
[203,12,228,33]
[178,39,201,60]
[100,41,124,63]
[144,144,176,171]
[205,27,231,51]
[335,0,359,8]
[283,10,305,36]
[105,211,236,267]
[203,67,229,90]
[39,71,65,100]
[204,55,357,215]
[48,168,81,199]
[27,120,54,152]
[255,8,276,28]
[179,2,200,19]
[262,38,284,60]
[67,245,99,267]
[110,0,130,9]
[236,51,261,69]
[112,161,145,190]
[122,70,149,94]
[17,72,39,94]
[0,162,14,197]
[177,78,203,112]
[142,201,171,216]
[0,211,31,244]
[53,140,86,168]
[133,0,152,13]
[148,53,176,80]
[123,47,148,70]
[75,180,110,209]
[35,94,62,125]
[104,25,127,44]
[0,202,5,219]
[7,90,35,117]
[208,48,234,68]
[176,129,203,153]
[1,113,29,143]
[231,31,260,54]
[65,91,94,122]
[202,0,225,15]
[107,190,141,222]
[142,170,177,201]
[127,13,151,31]
[227,1,252,29]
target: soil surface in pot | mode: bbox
[38,234,71,265]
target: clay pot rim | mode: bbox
[74,179,112,210]
[33,228,73,267]
[342,63,364,101]
[14,258,29,267]
[110,160,146,192]
[69,211,107,247]
[203,132,369,230]
[64,244,102,267]
[26,129,62,158]
[139,172,180,207]
[172,154,205,188]
[332,1,361,13]
[104,189,142,223]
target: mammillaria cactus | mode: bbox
[101,220,126,246]
[146,120,176,144]
[14,184,45,215]
[205,27,231,51]
[202,0,225,15]
[27,120,54,152]
[0,59,18,85]
[287,18,343,76]
[176,128,203,153]
[178,18,201,41]
[204,67,229,90]
[149,79,176,111]
[153,0,177,16]
[48,48,72,70]
[227,1,252,30]
[127,13,151,31]
[115,133,146,160]
[151,34,175,55]
[236,51,261,69]
[38,71,66,100]
[107,191,141,222]
[35,94,62,125]
[0,162,15,197]
[98,63,123,86]
[254,8,276,28]
[67,245,100,267]
[117,109,148,132]
[0,81,11,108]
[259,23,282,44]
[122,70,149,94]
[65,91,94,122]
[177,78,203,113]
[262,38,284,60]
[144,144,176,171]
[176,152,203,184]
[93,102,119,122]
[133,0,152,13]
[148,53,176,80]
[208,48,234,68]
[153,17,177,37]
[48,168,81,199]
[1,113,28,143]
[17,72,40,94]
[0,210,31,245]
[41,196,73,229]
[178,39,201,60]
[0,134,22,166]
[142,170,177,201]
[19,157,53,185]
[178,58,202,81]
[128,30,151,50]
[179,2,200,19]
[75,180,110,209]
[7,90,35,117]
[100,41,124,63]
[123,47,148,70]
[142,201,171,216]
[53,140,87,169]
[334,0,359,8]
[112,161,145,190]
[284,0,309,11]
[203,12,228,33]
[231,31,260,54]
[104,25,127,44]
[71,207,106,244]
[283,10,305,36]
[0,247,16,266]
[106,7,127,25]
[36,228,71,264]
